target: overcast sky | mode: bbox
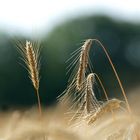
[0,0,140,36]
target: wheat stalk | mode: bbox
[75,39,131,115]
[17,41,42,117]
[58,39,131,126]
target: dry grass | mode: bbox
[0,106,139,140]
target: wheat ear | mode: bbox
[66,73,100,123]
[76,39,92,90]
[25,41,39,89]
[84,73,114,114]
[84,73,101,114]
[87,98,122,125]
[18,41,42,117]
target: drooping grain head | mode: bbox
[99,98,122,113]
[76,39,92,91]
[86,73,95,90]
[87,98,123,125]
[84,73,100,114]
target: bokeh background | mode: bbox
[0,0,140,109]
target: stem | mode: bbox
[92,39,131,114]
[94,73,116,121]
[36,89,42,117]
[94,73,109,100]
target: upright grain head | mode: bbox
[16,40,42,116]
[25,41,40,90]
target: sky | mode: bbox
[0,0,140,36]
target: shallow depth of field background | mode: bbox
[0,0,140,109]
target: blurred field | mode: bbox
[0,86,139,140]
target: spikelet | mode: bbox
[76,39,92,91]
